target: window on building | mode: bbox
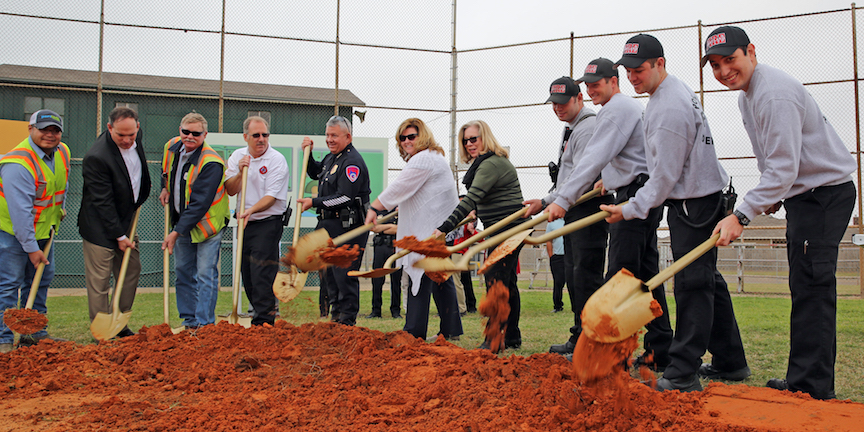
[24,96,65,120]
[247,111,271,125]
[115,102,139,113]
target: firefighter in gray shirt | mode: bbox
[603,34,749,392]
[704,26,855,400]
[549,58,672,371]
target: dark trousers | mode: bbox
[550,254,568,310]
[784,181,855,400]
[371,242,402,316]
[318,270,329,317]
[460,270,476,312]
[241,217,282,326]
[404,274,463,340]
[607,182,673,365]
[484,243,525,345]
[564,194,612,343]
[318,218,369,326]
[664,191,748,380]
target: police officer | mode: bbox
[367,212,402,319]
[298,115,371,326]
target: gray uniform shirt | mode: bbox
[736,63,855,220]
[544,106,597,205]
[623,74,728,221]
[554,92,648,209]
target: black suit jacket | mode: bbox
[78,129,151,248]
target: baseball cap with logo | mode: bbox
[576,58,619,83]
[700,26,751,67]
[546,76,580,104]
[615,34,664,69]
[29,109,63,131]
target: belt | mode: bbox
[247,214,282,224]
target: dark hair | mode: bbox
[108,106,138,125]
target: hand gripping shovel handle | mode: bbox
[24,228,55,310]
[643,233,721,291]
[524,199,626,245]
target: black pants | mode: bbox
[484,242,524,346]
[318,218,369,326]
[607,181,673,365]
[550,254,568,310]
[664,191,748,380]
[318,270,329,317]
[460,270,477,312]
[241,216,282,326]
[370,242,402,316]
[564,194,612,343]
[784,181,855,400]
[404,274,462,340]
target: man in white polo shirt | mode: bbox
[225,116,290,326]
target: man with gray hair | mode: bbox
[298,115,371,326]
[224,116,289,326]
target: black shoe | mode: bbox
[698,363,751,381]
[365,313,382,319]
[392,313,403,319]
[18,334,68,347]
[633,353,669,373]
[477,340,504,351]
[114,327,136,339]
[460,311,467,317]
[504,339,521,350]
[549,340,576,354]
[766,378,789,391]
[466,309,477,314]
[552,308,564,313]
[563,353,573,362]
[655,375,703,392]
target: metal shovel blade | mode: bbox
[90,310,133,341]
[292,228,332,272]
[478,229,533,274]
[273,269,308,302]
[413,256,467,273]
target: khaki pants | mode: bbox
[451,253,467,314]
[82,239,140,322]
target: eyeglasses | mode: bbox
[398,133,418,142]
[462,136,479,145]
[327,115,352,134]
[181,129,204,137]
[251,133,270,138]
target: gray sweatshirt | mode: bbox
[544,107,597,205]
[554,92,648,209]
[623,74,728,220]
[736,63,855,220]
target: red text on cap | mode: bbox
[706,33,727,49]
[585,65,597,74]
[551,84,566,94]
[623,43,639,55]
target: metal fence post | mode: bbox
[851,3,863,298]
[737,244,745,293]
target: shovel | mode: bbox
[347,215,475,279]
[3,228,54,334]
[292,209,398,272]
[399,207,528,258]
[90,208,140,341]
[222,166,249,326]
[163,205,184,334]
[581,233,721,343]
[273,145,313,303]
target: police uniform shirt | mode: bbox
[308,143,371,213]
[226,145,289,221]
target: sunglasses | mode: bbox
[251,133,270,138]
[181,129,204,137]
[398,133,418,142]
[462,136,479,145]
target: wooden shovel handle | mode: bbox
[231,166,249,317]
[645,233,721,291]
[332,209,398,246]
[25,228,55,310]
[383,215,475,269]
[293,145,312,247]
[526,199,627,245]
[163,205,170,324]
[112,208,141,314]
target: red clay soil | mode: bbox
[394,236,451,258]
[478,281,510,354]
[3,308,47,335]
[425,270,452,284]
[316,244,361,268]
[1,322,863,431]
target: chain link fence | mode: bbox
[1,2,862,295]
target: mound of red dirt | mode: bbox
[0,322,861,431]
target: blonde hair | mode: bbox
[395,118,445,161]
[181,112,208,132]
[458,120,508,164]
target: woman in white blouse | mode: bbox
[365,118,463,341]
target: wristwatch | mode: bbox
[733,210,750,226]
[540,198,547,209]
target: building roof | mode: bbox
[0,64,365,106]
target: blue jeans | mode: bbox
[173,229,223,327]
[0,230,52,343]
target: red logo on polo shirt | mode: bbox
[550,84,566,94]
[259,166,268,174]
[623,43,639,55]
[585,65,597,74]
[346,165,360,182]
[706,33,726,49]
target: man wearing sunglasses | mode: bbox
[160,113,230,329]
[523,76,612,357]
[224,116,289,326]
[298,115,371,326]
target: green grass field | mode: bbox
[27,283,864,402]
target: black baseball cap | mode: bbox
[576,58,618,83]
[615,34,664,69]
[701,26,751,67]
[546,76,580,104]
[29,110,63,131]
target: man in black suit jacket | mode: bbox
[78,107,151,338]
